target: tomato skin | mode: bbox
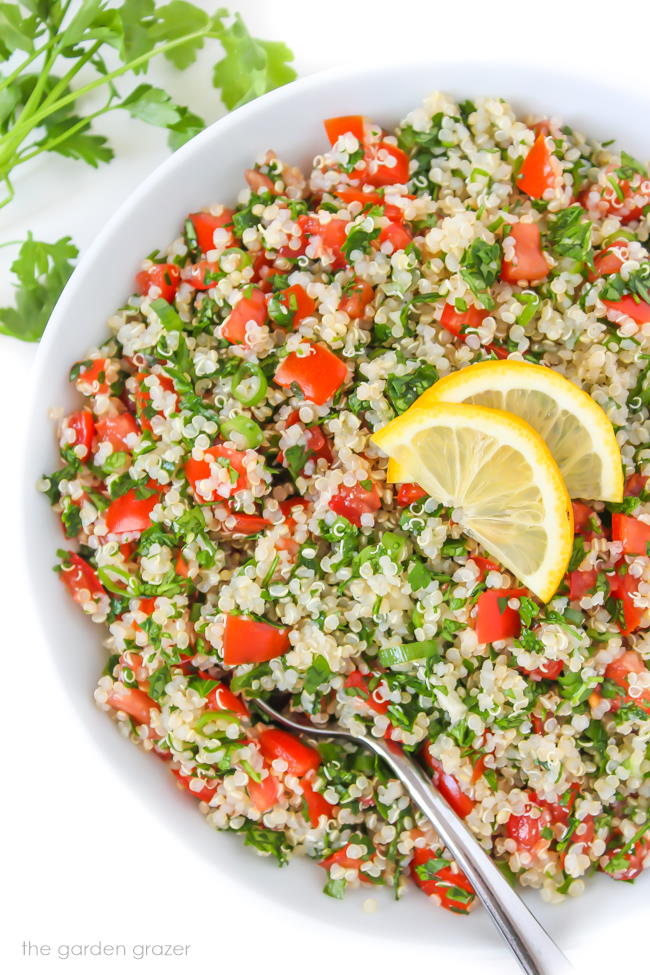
[517,133,560,198]
[605,649,650,710]
[469,555,500,581]
[329,480,381,526]
[62,409,95,459]
[247,770,281,812]
[364,142,410,186]
[224,509,270,535]
[95,413,138,450]
[612,512,650,555]
[339,277,374,318]
[105,484,160,535]
[106,685,159,726]
[274,342,347,405]
[205,681,250,721]
[344,670,389,714]
[601,838,650,881]
[324,115,365,145]
[272,284,316,327]
[335,187,405,221]
[568,569,598,601]
[410,848,475,913]
[59,552,104,603]
[602,294,650,326]
[588,240,627,281]
[396,482,428,507]
[571,501,599,537]
[506,808,545,852]
[580,171,649,224]
[133,372,177,434]
[501,223,550,283]
[189,209,234,253]
[278,416,332,471]
[475,588,525,645]
[170,767,217,803]
[625,473,648,497]
[185,444,249,502]
[182,260,221,291]
[222,288,267,344]
[301,773,336,826]
[258,728,320,776]
[135,263,180,302]
[439,302,488,339]
[521,657,564,682]
[378,221,412,251]
[421,746,475,819]
[222,614,290,666]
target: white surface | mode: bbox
[4,2,650,973]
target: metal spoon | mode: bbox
[255,696,573,975]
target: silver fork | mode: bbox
[255,697,573,975]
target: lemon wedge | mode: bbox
[372,402,573,601]
[387,360,623,503]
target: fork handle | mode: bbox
[365,736,573,975]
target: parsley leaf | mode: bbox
[212,13,296,111]
[0,234,78,341]
[459,239,502,310]
[385,362,438,415]
[547,205,593,266]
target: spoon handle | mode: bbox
[364,736,573,975]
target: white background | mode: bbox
[3,1,649,973]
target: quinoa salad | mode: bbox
[42,92,650,913]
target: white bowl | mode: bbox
[23,60,649,960]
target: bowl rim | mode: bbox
[22,57,650,951]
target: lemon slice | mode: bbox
[372,403,573,601]
[387,360,623,503]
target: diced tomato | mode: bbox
[175,551,190,578]
[335,187,405,221]
[602,294,650,326]
[279,496,310,521]
[258,728,320,776]
[475,588,525,645]
[277,410,332,473]
[501,223,550,284]
[62,409,95,459]
[185,444,249,502]
[580,169,649,224]
[396,482,428,507]
[222,288,267,344]
[378,221,412,251]
[344,670,389,714]
[364,142,410,186]
[133,372,177,434]
[605,649,650,710]
[316,217,349,269]
[135,262,180,303]
[612,513,650,556]
[588,240,627,281]
[205,681,250,721]
[324,115,365,145]
[421,746,475,819]
[224,508,270,535]
[182,260,221,291]
[274,342,347,405]
[471,754,487,784]
[59,552,104,604]
[170,767,217,803]
[105,483,161,536]
[439,302,488,340]
[95,413,138,451]
[625,473,648,497]
[73,357,111,395]
[189,209,234,253]
[222,614,290,666]
[568,569,598,601]
[506,804,549,853]
[410,848,475,913]
[517,133,561,199]
[271,284,316,327]
[521,657,564,682]
[320,844,369,877]
[247,770,281,812]
[120,541,136,561]
[610,569,646,636]
[339,277,374,318]
[329,480,381,526]
[106,685,159,726]
[470,555,500,581]
[301,772,336,826]
[601,837,650,881]
[572,501,599,536]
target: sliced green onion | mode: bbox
[97,565,140,597]
[220,415,263,448]
[378,639,440,668]
[231,363,268,406]
[194,709,240,735]
[219,247,253,272]
[516,291,541,327]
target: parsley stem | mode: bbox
[0,38,57,94]
[12,103,115,169]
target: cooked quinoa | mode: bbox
[42,92,650,912]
